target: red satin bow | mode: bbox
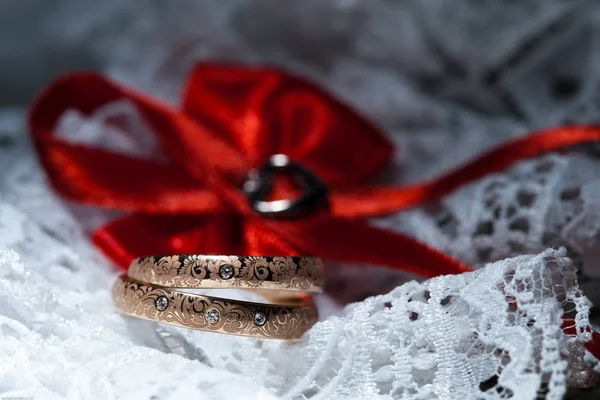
[27,63,600,276]
[28,62,600,357]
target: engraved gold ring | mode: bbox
[112,255,324,340]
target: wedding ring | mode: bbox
[128,255,324,293]
[112,255,324,339]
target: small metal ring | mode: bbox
[243,154,328,218]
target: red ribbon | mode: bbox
[28,62,600,358]
[27,62,600,274]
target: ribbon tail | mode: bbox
[262,215,470,277]
[93,214,244,268]
[587,330,600,360]
[562,316,600,360]
[331,125,600,218]
[243,220,304,256]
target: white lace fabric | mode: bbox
[0,195,595,399]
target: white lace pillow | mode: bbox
[0,198,594,399]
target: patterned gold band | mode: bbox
[112,276,318,340]
[128,255,325,293]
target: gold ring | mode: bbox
[112,255,324,340]
[128,255,324,293]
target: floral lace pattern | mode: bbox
[0,201,593,398]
